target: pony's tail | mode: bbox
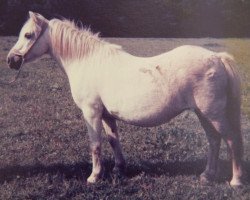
[218,52,243,151]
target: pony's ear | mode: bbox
[29,11,35,18]
[29,11,47,26]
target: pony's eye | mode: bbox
[24,33,33,39]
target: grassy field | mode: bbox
[0,37,249,199]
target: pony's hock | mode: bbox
[6,11,244,186]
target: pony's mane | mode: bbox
[49,19,121,61]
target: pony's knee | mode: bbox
[90,142,101,155]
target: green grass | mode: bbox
[0,37,249,199]
[223,39,250,117]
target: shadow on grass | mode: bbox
[126,159,250,184]
[0,162,92,184]
[0,159,249,184]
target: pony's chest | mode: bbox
[67,73,98,108]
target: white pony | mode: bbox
[7,12,243,186]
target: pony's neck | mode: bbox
[48,19,122,67]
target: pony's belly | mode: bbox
[121,112,182,127]
[103,85,189,127]
[107,104,185,127]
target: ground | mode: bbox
[0,37,249,199]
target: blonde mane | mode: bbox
[49,19,121,61]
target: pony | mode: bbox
[7,12,243,186]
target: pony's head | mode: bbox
[7,11,49,70]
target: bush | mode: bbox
[0,0,249,37]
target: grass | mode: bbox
[0,37,249,199]
[224,39,250,117]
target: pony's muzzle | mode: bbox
[7,53,23,70]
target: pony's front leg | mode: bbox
[82,104,103,184]
[102,117,126,175]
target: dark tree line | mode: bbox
[0,0,250,37]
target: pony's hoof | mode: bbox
[87,175,99,184]
[200,173,214,186]
[230,178,243,187]
[113,164,126,178]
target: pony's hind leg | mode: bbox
[102,117,126,175]
[223,125,243,186]
[197,112,243,186]
[211,118,243,186]
[196,112,221,184]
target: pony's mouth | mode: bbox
[7,54,23,70]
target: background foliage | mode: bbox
[0,0,250,37]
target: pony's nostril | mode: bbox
[7,57,11,65]
[7,54,23,70]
